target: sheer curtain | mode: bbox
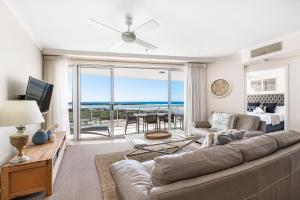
[184,63,207,132]
[44,56,70,133]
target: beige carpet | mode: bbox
[16,141,131,200]
[95,151,164,200]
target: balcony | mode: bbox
[69,103,184,139]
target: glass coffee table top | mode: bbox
[125,130,201,159]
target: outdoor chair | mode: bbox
[159,114,175,130]
[144,114,158,132]
[175,113,184,130]
[124,112,138,134]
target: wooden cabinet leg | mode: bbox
[1,167,9,200]
[45,160,53,196]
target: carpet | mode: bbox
[95,151,163,200]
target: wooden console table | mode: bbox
[0,131,66,200]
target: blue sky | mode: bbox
[69,74,184,102]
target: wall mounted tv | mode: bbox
[25,76,54,113]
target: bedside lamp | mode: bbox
[0,101,45,164]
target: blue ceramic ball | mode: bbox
[47,130,53,141]
[32,130,48,145]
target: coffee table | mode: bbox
[125,130,201,159]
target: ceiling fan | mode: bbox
[88,14,159,50]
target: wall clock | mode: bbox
[211,79,231,97]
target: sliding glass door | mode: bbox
[69,65,184,140]
[79,67,113,139]
[114,68,169,135]
[171,70,184,130]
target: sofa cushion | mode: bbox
[244,130,264,138]
[229,135,278,162]
[210,112,237,131]
[142,160,154,173]
[235,114,260,131]
[150,145,243,186]
[110,160,151,200]
[194,121,211,128]
[267,130,300,149]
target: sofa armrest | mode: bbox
[193,121,211,128]
[258,121,266,133]
[110,160,151,200]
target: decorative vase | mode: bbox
[32,129,48,145]
[47,130,56,143]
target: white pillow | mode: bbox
[253,107,265,114]
[276,106,285,114]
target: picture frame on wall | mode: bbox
[250,80,262,92]
[263,78,276,91]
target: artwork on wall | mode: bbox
[263,78,276,91]
[211,79,231,97]
[250,80,262,92]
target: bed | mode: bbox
[247,94,285,133]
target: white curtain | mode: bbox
[184,63,207,132]
[44,56,70,134]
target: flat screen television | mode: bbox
[25,76,54,113]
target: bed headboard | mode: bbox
[247,94,284,106]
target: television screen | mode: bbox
[25,76,54,113]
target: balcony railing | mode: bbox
[68,103,184,136]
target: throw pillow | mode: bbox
[253,107,265,114]
[201,132,215,148]
[247,106,257,112]
[247,102,260,112]
[214,129,246,145]
[248,102,260,107]
[210,112,237,131]
[263,103,277,113]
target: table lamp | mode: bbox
[0,101,45,164]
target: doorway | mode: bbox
[245,66,289,133]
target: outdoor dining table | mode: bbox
[133,113,167,133]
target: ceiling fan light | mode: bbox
[121,32,136,43]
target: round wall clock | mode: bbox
[211,79,231,97]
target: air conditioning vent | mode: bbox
[250,42,282,58]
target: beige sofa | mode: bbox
[193,113,266,138]
[110,130,300,200]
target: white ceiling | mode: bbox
[5,0,300,58]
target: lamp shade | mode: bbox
[0,101,45,127]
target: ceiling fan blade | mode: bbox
[88,18,122,33]
[109,40,124,50]
[134,19,159,33]
[135,38,157,50]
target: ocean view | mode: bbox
[69,101,184,112]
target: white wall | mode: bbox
[206,55,300,132]
[0,0,42,164]
[206,56,245,116]
[246,68,286,95]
